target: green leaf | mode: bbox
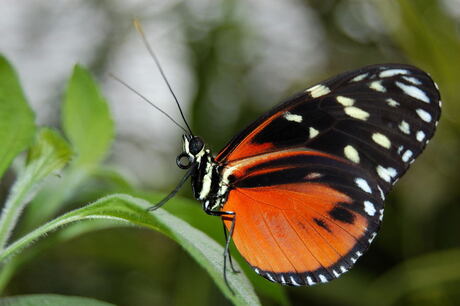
[62,65,113,168]
[0,194,261,305]
[0,128,72,249]
[0,55,36,179]
[25,128,73,182]
[0,294,115,306]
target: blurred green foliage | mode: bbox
[1,0,460,305]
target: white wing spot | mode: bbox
[305,172,323,180]
[372,133,391,149]
[306,276,316,285]
[402,76,422,85]
[336,96,355,106]
[351,73,368,82]
[416,130,426,142]
[280,275,286,284]
[379,69,408,78]
[290,276,301,286]
[370,80,386,92]
[266,273,275,282]
[318,274,328,283]
[369,232,377,243]
[309,127,319,139]
[402,150,413,162]
[306,84,331,98]
[364,201,377,216]
[386,98,400,107]
[344,145,360,163]
[378,186,385,200]
[399,120,410,135]
[333,270,340,277]
[379,209,384,221]
[377,165,397,182]
[340,266,348,273]
[344,106,370,121]
[355,178,372,193]
[283,112,303,123]
[396,81,430,103]
[416,108,432,122]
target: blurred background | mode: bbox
[1,0,460,305]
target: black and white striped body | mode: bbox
[181,136,230,211]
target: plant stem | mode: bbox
[0,171,35,250]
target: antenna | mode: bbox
[110,73,189,134]
[133,19,194,136]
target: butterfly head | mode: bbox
[176,134,205,169]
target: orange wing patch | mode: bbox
[222,183,374,285]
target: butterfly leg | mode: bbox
[147,168,193,211]
[222,221,240,273]
[205,209,237,294]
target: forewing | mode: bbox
[222,149,384,285]
[216,64,441,194]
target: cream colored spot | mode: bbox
[290,276,301,286]
[309,127,319,139]
[305,172,323,180]
[344,145,360,163]
[351,73,368,82]
[399,120,410,135]
[386,98,400,107]
[378,186,385,200]
[305,84,331,98]
[402,76,422,85]
[283,112,303,123]
[336,96,355,106]
[370,80,386,92]
[355,177,371,193]
[396,81,430,103]
[416,108,432,122]
[344,107,370,121]
[416,131,426,142]
[402,150,413,162]
[318,274,328,283]
[372,133,391,149]
[379,69,408,78]
[376,165,397,182]
[364,201,377,216]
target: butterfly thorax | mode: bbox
[179,135,229,212]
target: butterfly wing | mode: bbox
[217,64,441,194]
[217,64,441,285]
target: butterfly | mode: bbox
[153,63,441,287]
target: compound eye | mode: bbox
[189,137,204,155]
[176,153,193,169]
